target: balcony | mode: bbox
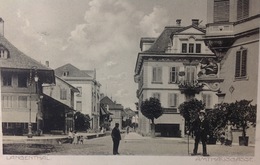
[206,22,234,37]
[178,80,204,96]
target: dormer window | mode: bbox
[0,45,9,59]
[63,71,69,76]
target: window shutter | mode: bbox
[152,67,156,82]
[241,49,247,77]
[158,67,162,82]
[174,93,178,107]
[214,0,230,22]
[176,67,179,83]
[235,51,241,77]
[237,0,249,20]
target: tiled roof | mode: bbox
[144,26,182,53]
[144,25,206,53]
[100,96,123,110]
[0,35,52,71]
[55,63,92,78]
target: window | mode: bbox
[76,87,82,97]
[76,101,82,112]
[2,95,12,108]
[152,93,160,101]
[152,67,162,83]
[196,44,201,53]
[2,73,12,86]
[202,94,212,109]
[182,43,187,53]
[60,88,67,100]
[18,96,28,108]
[214,0,230,22]
[235,48,247,78]
[168,93,178,107]
[189,43,194,53]
[18,74,28,88]
[186,66,196,83]
[63,71,69,76]
[237,0,249,20]
[169,67,179,83]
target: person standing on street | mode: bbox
[189,109,210,156]
[111,123,121,155]
[224,120,233,146]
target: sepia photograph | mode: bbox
[0,0,259,164]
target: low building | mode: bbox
[100,96,124,130]
[0,35,55,135]
[43,76,79,134]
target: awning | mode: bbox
[42,94,76,113]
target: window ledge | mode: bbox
[151,82,163,84]
[234,76,249,81]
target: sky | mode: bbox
[0,0,207,110]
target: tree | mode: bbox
[74,112,91,131]
[228,100,257,145]
[178,98,205,133]
[140,97,163,137]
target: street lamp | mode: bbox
[28,66,38,138]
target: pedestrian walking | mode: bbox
[189,109,210,156]
[111,123,121,155]
[225,120,233,146]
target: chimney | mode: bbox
[45,61,49,67]
[192,19,199,26]
[176,19,181,26]
[0,17,4,36]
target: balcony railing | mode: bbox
[178,80,204,95]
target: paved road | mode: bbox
[44,132,255,156]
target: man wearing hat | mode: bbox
[189,109,209,156]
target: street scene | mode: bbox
[0,0,259,164]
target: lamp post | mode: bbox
[28,66,38,138]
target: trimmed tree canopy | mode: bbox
[140,97,163,122]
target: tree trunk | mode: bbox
[151,118,155,138]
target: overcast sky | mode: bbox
[0,0,207,110]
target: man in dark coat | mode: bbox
[189,109,209,156]
[111,123,121,155]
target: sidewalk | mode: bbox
[2,132,106,144]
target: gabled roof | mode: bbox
[0,35,53,71]
[55,76,79,93]
[55,63,92,78]
[174,24,206,34]
[144,26,182,53]
[100,96,115,105]
[100,96,123,110]
[0,35,55,84]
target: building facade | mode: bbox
[55,64,101,131]
[205,0,259,104]
[134,20,222,137]
[43,76,79,134]
[204,0,259,144]
[100,96,123,130]
[0,35,55,135]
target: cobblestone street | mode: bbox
[43,132,255,156]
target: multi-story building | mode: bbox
[204,0,259,104]
[0,35,55,135]
[134,19,222,137]
[55,64,101,131]
[100,96,124,130]
[204,0,259,144]
[43,76,79,134]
